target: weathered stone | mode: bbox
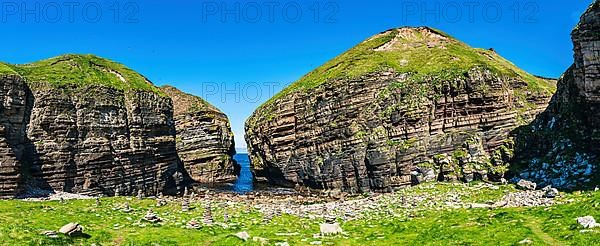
[320,223,343,235]
[577,216,600,228]
[517,179,537,191]
[234,231,250,241]
[59,222,83,236]
[542,186,559,198]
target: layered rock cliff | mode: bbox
[246,27,556,192]
[512,1,600,189]
[160,86,238,184]
[0,54,233,198]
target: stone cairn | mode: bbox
[143,209,161,223]
[156,192,166,207]
[203,202,213,225]
[114,188,120,197]
[181,198,190,212]
[183,187,189,197]
[122,202,132,213]
[223,210,229,223]
[137,190,143,200]
[186,219,201,229]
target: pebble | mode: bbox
[234,231,250,241]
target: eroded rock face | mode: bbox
[246,27,555,192]
[23,85,186,195]
[0,75,29,198]
[0,55,195,197]
[160,86,238,183]
[513,1,600,189]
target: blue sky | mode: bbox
[0,0,592,149]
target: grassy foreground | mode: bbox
[0,184,599,245]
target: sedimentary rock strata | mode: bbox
[246,27,556,192]
[513,1,600,189]
[160,86,238,183]
[0,54,236,198]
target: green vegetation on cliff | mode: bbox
[0,62,17,75]
[253,27,556,120]
[8,54,164,95]
[160,85,221,115]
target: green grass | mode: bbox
[249,27,556,124]
[8,54,165,95]
[1,184,599,245]
[0,62,17,75]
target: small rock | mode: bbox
[518,238,532,244]
[542,186,559,198]
[516,179,537,191]
[470,203,492,209]
[253,236,268,245]
[42,230,58,238]
[577,216,600,228]
[143,209,161,223]
[186,219,201,229]
[59,223,83,236]
[310,241,323,245]
[275,242,290,246]
[320,223,343,235]
[235,231,250,241]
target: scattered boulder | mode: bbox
[234,231,250,241]
[320,223,343,235]
[542,186,559,198]
[59,223,83,236]
[186,219,201,229]
[42,230,58,238]
[518,238,533,245]
[470,203,492,209]
[577,216,600,229]
[516,179,537,191]
[253,236,268,245]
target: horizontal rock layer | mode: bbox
[247,69,553,192]
[161,86,238,183]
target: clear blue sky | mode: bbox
[0,0,592,149]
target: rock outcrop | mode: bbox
[160,86,238,183]
[0,54,233,198]
[512,1,600,189]
[246,27,556,192]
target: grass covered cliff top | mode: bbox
[0,62,17,75]
[6,54,164,95]
[160,85,222,116]
[251,27,557,120]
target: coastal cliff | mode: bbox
[160,86,238,184]
[0,55,236,198]
[246,27,556,192]
[512,1,600,189]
